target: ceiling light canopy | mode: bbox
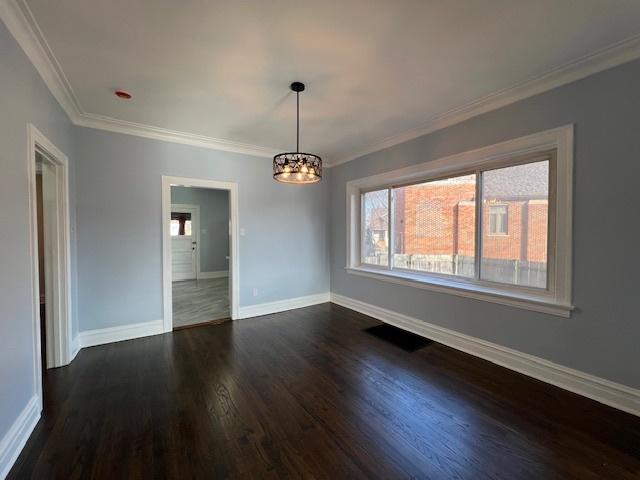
[273,82,322,184]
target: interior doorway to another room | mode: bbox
[167,183,234,329]
[35,157,46,372]
[27,125,73,408]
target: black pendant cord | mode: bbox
[296,90,300,154]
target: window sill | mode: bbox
[345,266,574,317]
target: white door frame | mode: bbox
[170,203,200,280]
[162,176,239,331]
[27,124,73,408]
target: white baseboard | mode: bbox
[79,320,164,348]
[198,270,229,279]
[69,336,80,361]
[330,293,640,417]
[238,293,330,319]
[0,396,40,479]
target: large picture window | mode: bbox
[346,126,573,317]
[361,160,549,284]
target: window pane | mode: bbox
[481,160,549,288]
[489,205,508,235]
[171,212,192,236]
[170,220,180,236]
[392,174,476,277]
[362,189,389,266]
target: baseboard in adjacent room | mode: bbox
[238,293,330,319]
[330,293,640,417]
[0,396,40,479]
[78,319,164,348]
[198,270,229,279]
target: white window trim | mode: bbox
[346,125,574,317]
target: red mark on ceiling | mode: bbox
[115,90,132,100]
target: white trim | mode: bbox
[0,0,280,159]
[69,336,80,362]
[79,320,164,349]
[75,113,280,158]
[170,203,200,281]
[163,176,240,331]
[198,270,229,279]
[346,267,572,317]
[330,293,640,417]
[0,0,82,120]
[328,34,640,167]
[238,293,330,319]
[346,125,573,316]
[26,125,73,414]
[0,396,40,480]
[2,0,639,164]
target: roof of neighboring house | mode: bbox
[483,161,548,199]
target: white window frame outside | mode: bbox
[345,125,574,317]
[488,204,509,236]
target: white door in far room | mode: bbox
[171,204,199,281]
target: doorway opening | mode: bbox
[162,177,239,332]
[171,187,230,328]
[27,125,73,407]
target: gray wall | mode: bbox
[0,22,78,441]
[75,127,330,331]
[171,186,230,273]
[330,58,640,389]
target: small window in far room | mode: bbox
[171,212,192,236]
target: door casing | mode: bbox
[162,176,239,331]
[27,124,73,411]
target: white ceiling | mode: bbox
[22,0,640,163]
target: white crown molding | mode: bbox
[0,0,281,158]
[330,293,640,417]
[0,0,82,119]
[4,0,640,163]
[327,33,640,167]
[75,113,281,158]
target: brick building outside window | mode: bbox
[388,162,548,286]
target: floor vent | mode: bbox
[364,323,432,352]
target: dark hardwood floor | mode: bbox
[9,303,640,479]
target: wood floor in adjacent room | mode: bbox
[9,303,640,479]
[172,277,230,328]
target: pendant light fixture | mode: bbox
[273,82,322,184]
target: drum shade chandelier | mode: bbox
[273,82,322,184]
